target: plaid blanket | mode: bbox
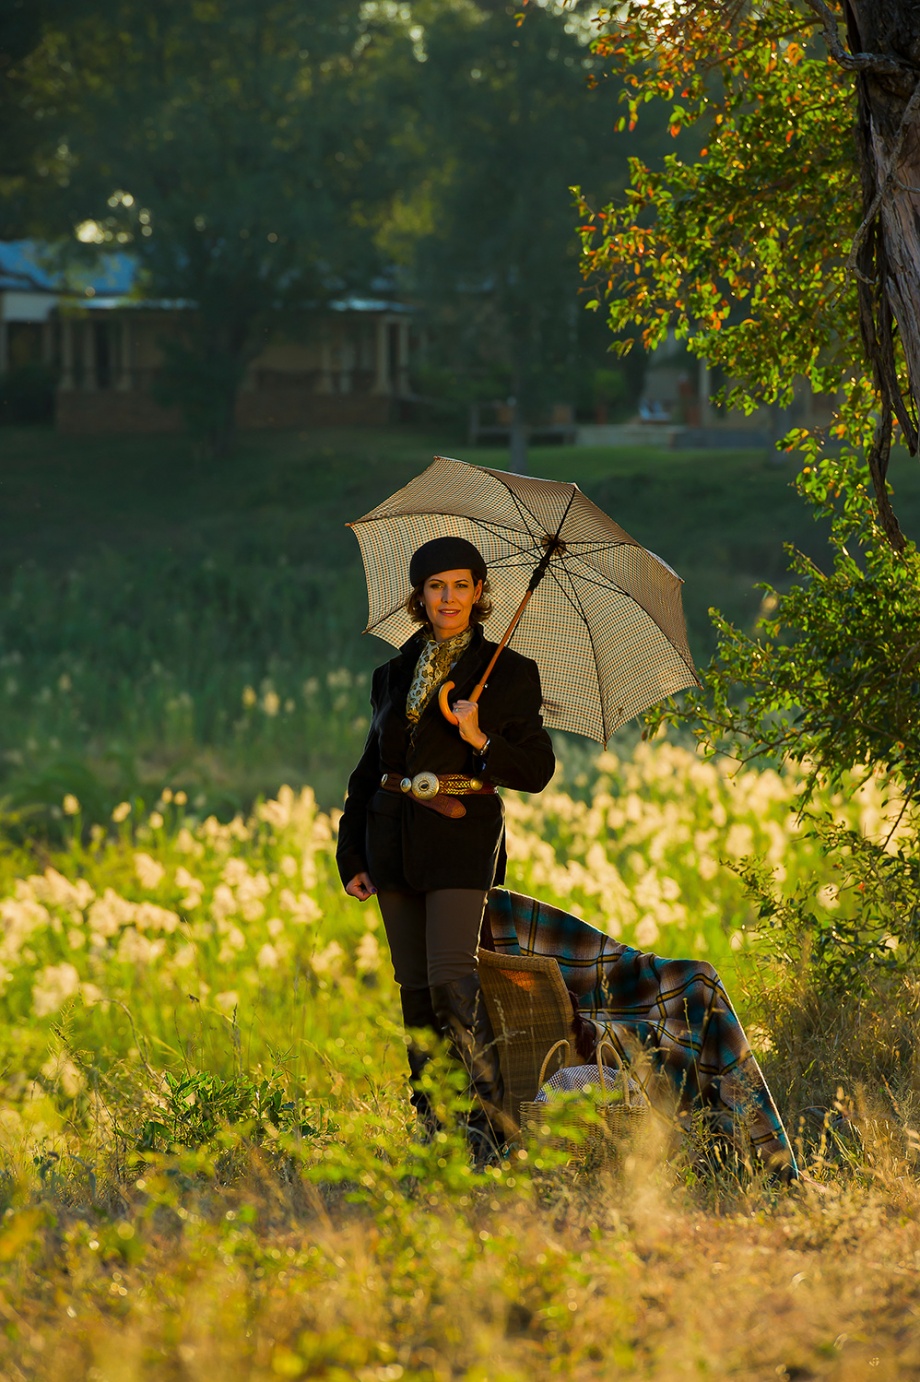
[485,888,798,1177]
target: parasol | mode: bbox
[347,455,698,744]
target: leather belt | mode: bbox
[379,771,495,819]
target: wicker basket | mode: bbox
[521,1037,648,1163]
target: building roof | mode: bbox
[0,241,136,296]
[0,240,409,314]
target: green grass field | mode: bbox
[1,423,920,1377]
[5,421,920,820]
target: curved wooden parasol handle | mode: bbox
[437,586,537,726]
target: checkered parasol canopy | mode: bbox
[348,455,698,744]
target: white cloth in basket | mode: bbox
[535,1063,631,1102]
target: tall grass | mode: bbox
[10,423,920,824]
[0,759,919,1377]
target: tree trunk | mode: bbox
[840,1,920,547]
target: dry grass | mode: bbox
[3,1114,920,1382]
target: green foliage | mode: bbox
[737,823,920,995]
[137,1069,326,1154]
[579,2,863,418]
[379,0,653,419]
[580,0,920,1010]
[650,452,920,809]
[4,0,403,455]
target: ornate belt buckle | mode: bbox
[411,771,440,800]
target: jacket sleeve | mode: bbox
[336,667,384,886]
[478,658,555,794]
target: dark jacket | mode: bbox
[336,623,555,892]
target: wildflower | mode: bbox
[58,673,72,693]
[280,855,298,879]
[32,962,82,1017]
[112,801,131,823]
[175,866,204,909]
[258,785,297,831]
[62,794,80,817]
[634,916,660,949]
[25,870,94,918]
[256,943,279,970]
[279,889,321,924]
[134,903,181,934]
[88,889,136,938]
[116,930,166,966]
[148,811,164,830]
[356,931,381,976]
[41,1053,84,1098]
[311,940,345,977]
[174,790,188,806]
[262,690,280,717]
[242,685,257,708]
[211,884,238,922]
[217,926,247,964]
[214,991,239,1013]
[134,852,165,890]
[160,788,173,804]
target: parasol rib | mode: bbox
[437,490,576,723]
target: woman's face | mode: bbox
[422,568,483,642]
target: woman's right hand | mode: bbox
[345,871,376,901]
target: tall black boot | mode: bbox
[430,972,517,1163]
[399,985,441,1139]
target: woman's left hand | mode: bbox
[452,698,488,752]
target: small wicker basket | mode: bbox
[521,1037,648,1163]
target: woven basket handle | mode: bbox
[595,1036,632,1108]
[596,1035,654,1111]
[536,1038,571,1090]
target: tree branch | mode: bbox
[803,0,913,77]
[845,77,920,279]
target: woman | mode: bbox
[337,535,555,1151]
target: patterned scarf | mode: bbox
[405,627,473,724]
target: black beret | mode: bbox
[409,537,487,588]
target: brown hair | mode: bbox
[405,576,493,631]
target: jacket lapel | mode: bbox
[385,633,425,703]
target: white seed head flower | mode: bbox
[32,962,82,1017]
[256,943,279,970]
[355,931,381,976]
[134,852,165,890]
